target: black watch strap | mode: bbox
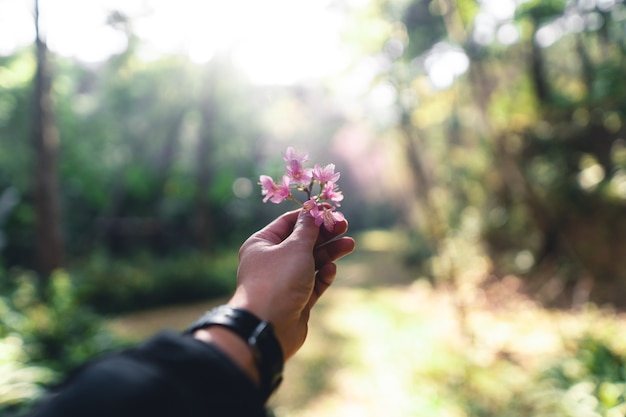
[184,305,284,401]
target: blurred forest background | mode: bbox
[2,0,626,416]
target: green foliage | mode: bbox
[72,249,238,314]
[439,332,626,417]
[0,249,238,413]
[0,50,35,193]
[344,0,626,304]
[455,0,480,28]
[1,45,270,268]
[275,281,626,417]
[0,270,124,371]
[516,0,568,25]
[463,336,626,417]
[402,0,447,58]
[0,269,125,415]
[0,333,54,415]
[512,335,626,417]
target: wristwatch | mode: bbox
[184,305,284,400]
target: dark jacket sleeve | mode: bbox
[26,331,268,417]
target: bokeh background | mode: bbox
[2,0,626,416]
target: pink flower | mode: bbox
[309,204,323,225]
[312,163,340,184]
[260,175,291,204]
[283,147,309,164]
[260,147,346,230]
[309,205,345,231]
[302,197,317,212]
[286,160,313,186]
[320,181,344,206]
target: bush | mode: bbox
[478,334,626,417]
[0,269,125,415]
[72,249,238,314]
[532,335,626,417]
[0,332,55,415]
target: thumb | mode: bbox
[288,210,320,250]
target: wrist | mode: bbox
[226,296,288,354]
[184,305,284,401]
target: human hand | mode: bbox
[229,209,355,359]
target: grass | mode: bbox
[269,283,626,417]
[110,230,626,417]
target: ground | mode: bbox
[109,230,626,417]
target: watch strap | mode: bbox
[184,305,284,400]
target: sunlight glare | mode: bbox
[578,163,605,191]
[565,13,586,33]
[473,12,496,45]
[132,0,349,84]
[473,0,522,46]
[535,23,563,48]
[611,170,626,199]
[40,0,136,62]
[0,1,34,56]
[132,0,232,63]
[231,0,347,85]
[424,43,469,90]
[597,0,617,11]
[1,0,347,85]
[496,23,520,45]
[480,0,517,21]
[232,178,253,198]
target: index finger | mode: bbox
[254,209,301,244]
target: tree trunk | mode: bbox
[32,0,64,277]
[530,25,549,103]
[194,72,216,250]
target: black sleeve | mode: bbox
[26,331,268,417]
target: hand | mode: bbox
[229,209,355,359]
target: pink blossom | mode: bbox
[283,147,309,164]
[309,205,344,231]
[260,147,346,229]
[312,163,340,184]
[302,198,317,212]
[260,175,291,204]
[309,204,323,226]
[286,160,313,186]
[320,181,344,206]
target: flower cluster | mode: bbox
[260,147,344,231]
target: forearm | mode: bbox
[26,331,267,417]
[192,326,260,386]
